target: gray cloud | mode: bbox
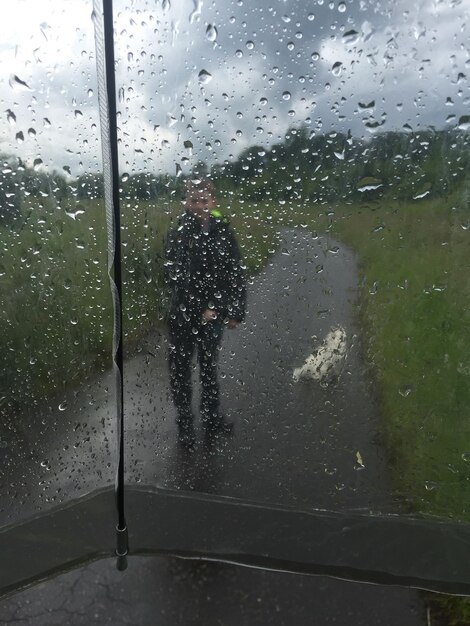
[1,0,469,176]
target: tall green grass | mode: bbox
[1,197,111,417]
[327,198,470,521]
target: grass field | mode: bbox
[324,198,470,522]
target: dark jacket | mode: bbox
[164,211,246,323]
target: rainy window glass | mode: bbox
[0,2,114,524]
[1,0,470,617]
[117,0,470,525]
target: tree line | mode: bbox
[1,125,469,225]
[213,125,470,204]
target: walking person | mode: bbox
[164,178,246,448]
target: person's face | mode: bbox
[185,188,216,219]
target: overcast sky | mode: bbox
[1,0,469,178]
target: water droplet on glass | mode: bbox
[246,40,254,50]
[121,173,129,182]
[16,131,24,144]
[338,2,346,12]
[198,69,212,84]
[457,115,470,131]
[462,452,470,462]
[118,87,125,103]
[176,163,182,177]
[235,49,243,58]
[424,481,438,492]
[40,21,51,40]
[167,113,177,127]
[359,100,375,111]
[287,42,295,51]
[43,117,51,127]
[189,0,202,23]
[33,158,43,170]
[6,109,16,125]
[58,401,68,411]
[413,189,431,200]
[259,97,268,106]
[308,13,315,21]
[206,24,217,42]
[74,110,83,119]
[311,52,320,61]
[65,208,85,220]
[357,177,382,192]
[399,385,412,397]
[87,88,94,98]
[282,91,291,101]
[162,0,170,12]
[9,74,32,91]
[342,29,359,45]
[332,62,342,76]
[361,21,375,42]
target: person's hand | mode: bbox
[202,308,217,322]
[226,320,238,330]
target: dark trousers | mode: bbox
[168,316,224,425]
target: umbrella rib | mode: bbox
[93,0,128,561]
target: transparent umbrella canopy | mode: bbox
[0,0,469,614]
